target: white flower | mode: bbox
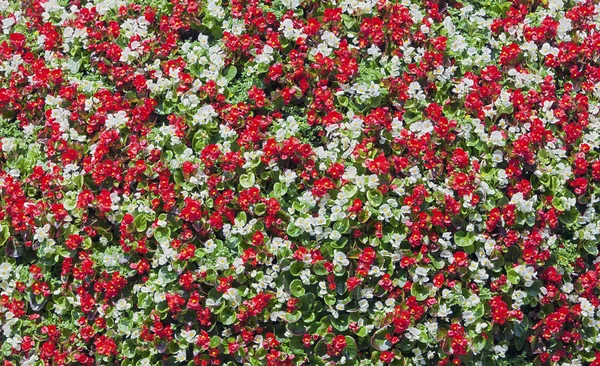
[408,82,426,101]
[557,18,572,40]
[452,35,467,52]
[540,43,558,56]
[105,111,129,130]
[0,262,12,280]
[437,304,452,318]
[493,344,508,357]
[415,267,429,277]
[390,233,404,249]
[409,120,433,136]
[367,44,381,57]
[215,257,229,270]
[329,230,341,241]
[175,349,187,362]
[561,283,574,293]
[580,297,596,318]
[205,239,217,253]
[462,310,476,325]
[491,150,504,164]
[358,299,369,312]
[1,137,15,152]
[193,104,217,125]
[514,265,537,285]
[333,251,349,267]
[114,299,131,311]
[181,329,197,343]
[34,224,51,243]
[489,131,505,146]
[281,0,301,9]
[510,192,535,214]
[21,355,39,366]
[322,31,340,48]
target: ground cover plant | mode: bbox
[1,0,600,364]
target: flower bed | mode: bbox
[1,0,600,365]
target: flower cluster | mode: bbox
[1,0,600,365]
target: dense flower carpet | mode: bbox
[1,0,600,364]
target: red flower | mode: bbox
[94,335,117,357]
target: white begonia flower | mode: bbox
[181,329,197,343]
[321,31,340,48]
[105,111,129,130]
[0,262,12,280]
[437,304,452,318]
[215,257,229,270]
[281,0,301,9]
[462,310,476,325]
[34,224,51,242]
[1,137,15,152]
[409,120,433,136]
[489,130,505,146]
[333,251,349,267]
[114,299,132,311]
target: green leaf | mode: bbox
[552,196,565,211]
[273,182,287,197]
[154,227,171,244]
[121,340,136,358]
[526,280,543,297]
[507,268,519,285]
[482,356,495,366]
[236,211,247,225]
[330,237,348,249]
[134,214,147,232]
[344,336,358,359]
[73,175,83,190]
[410,282,429,301]
[341,14,356,28]
[118,318,132,334]
[202,16,216,29]
[225,65,237,81]
[333,218,350,234]
[559,209,579,225]
[287,222,302,237]
[210,336,221,348]
[356,326,368,338]
[254,203,266,216]
[473,335,486,353]
[550,176,561,193]
[286,322,306,335]
[490,1,512,16]
[290,261,304,276]
[473,303,485,319]
[137,292,152,308]
[285,311,302,323]
[220,307,236,325]
[343,184,358,198]
[371,328,392,351]
[313,261,327,276]
[583,241,599,256]
[358,209,371,223]
[0,222,9,247]
[324,294,336,306]
[513,316,530,337]
[290,279,305,297]
[159,267,178,283]
[240,173,255,188]
[454,231,475,247]
[332,314,349,331]
[155,101,173,115]
[367,189,383,207]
